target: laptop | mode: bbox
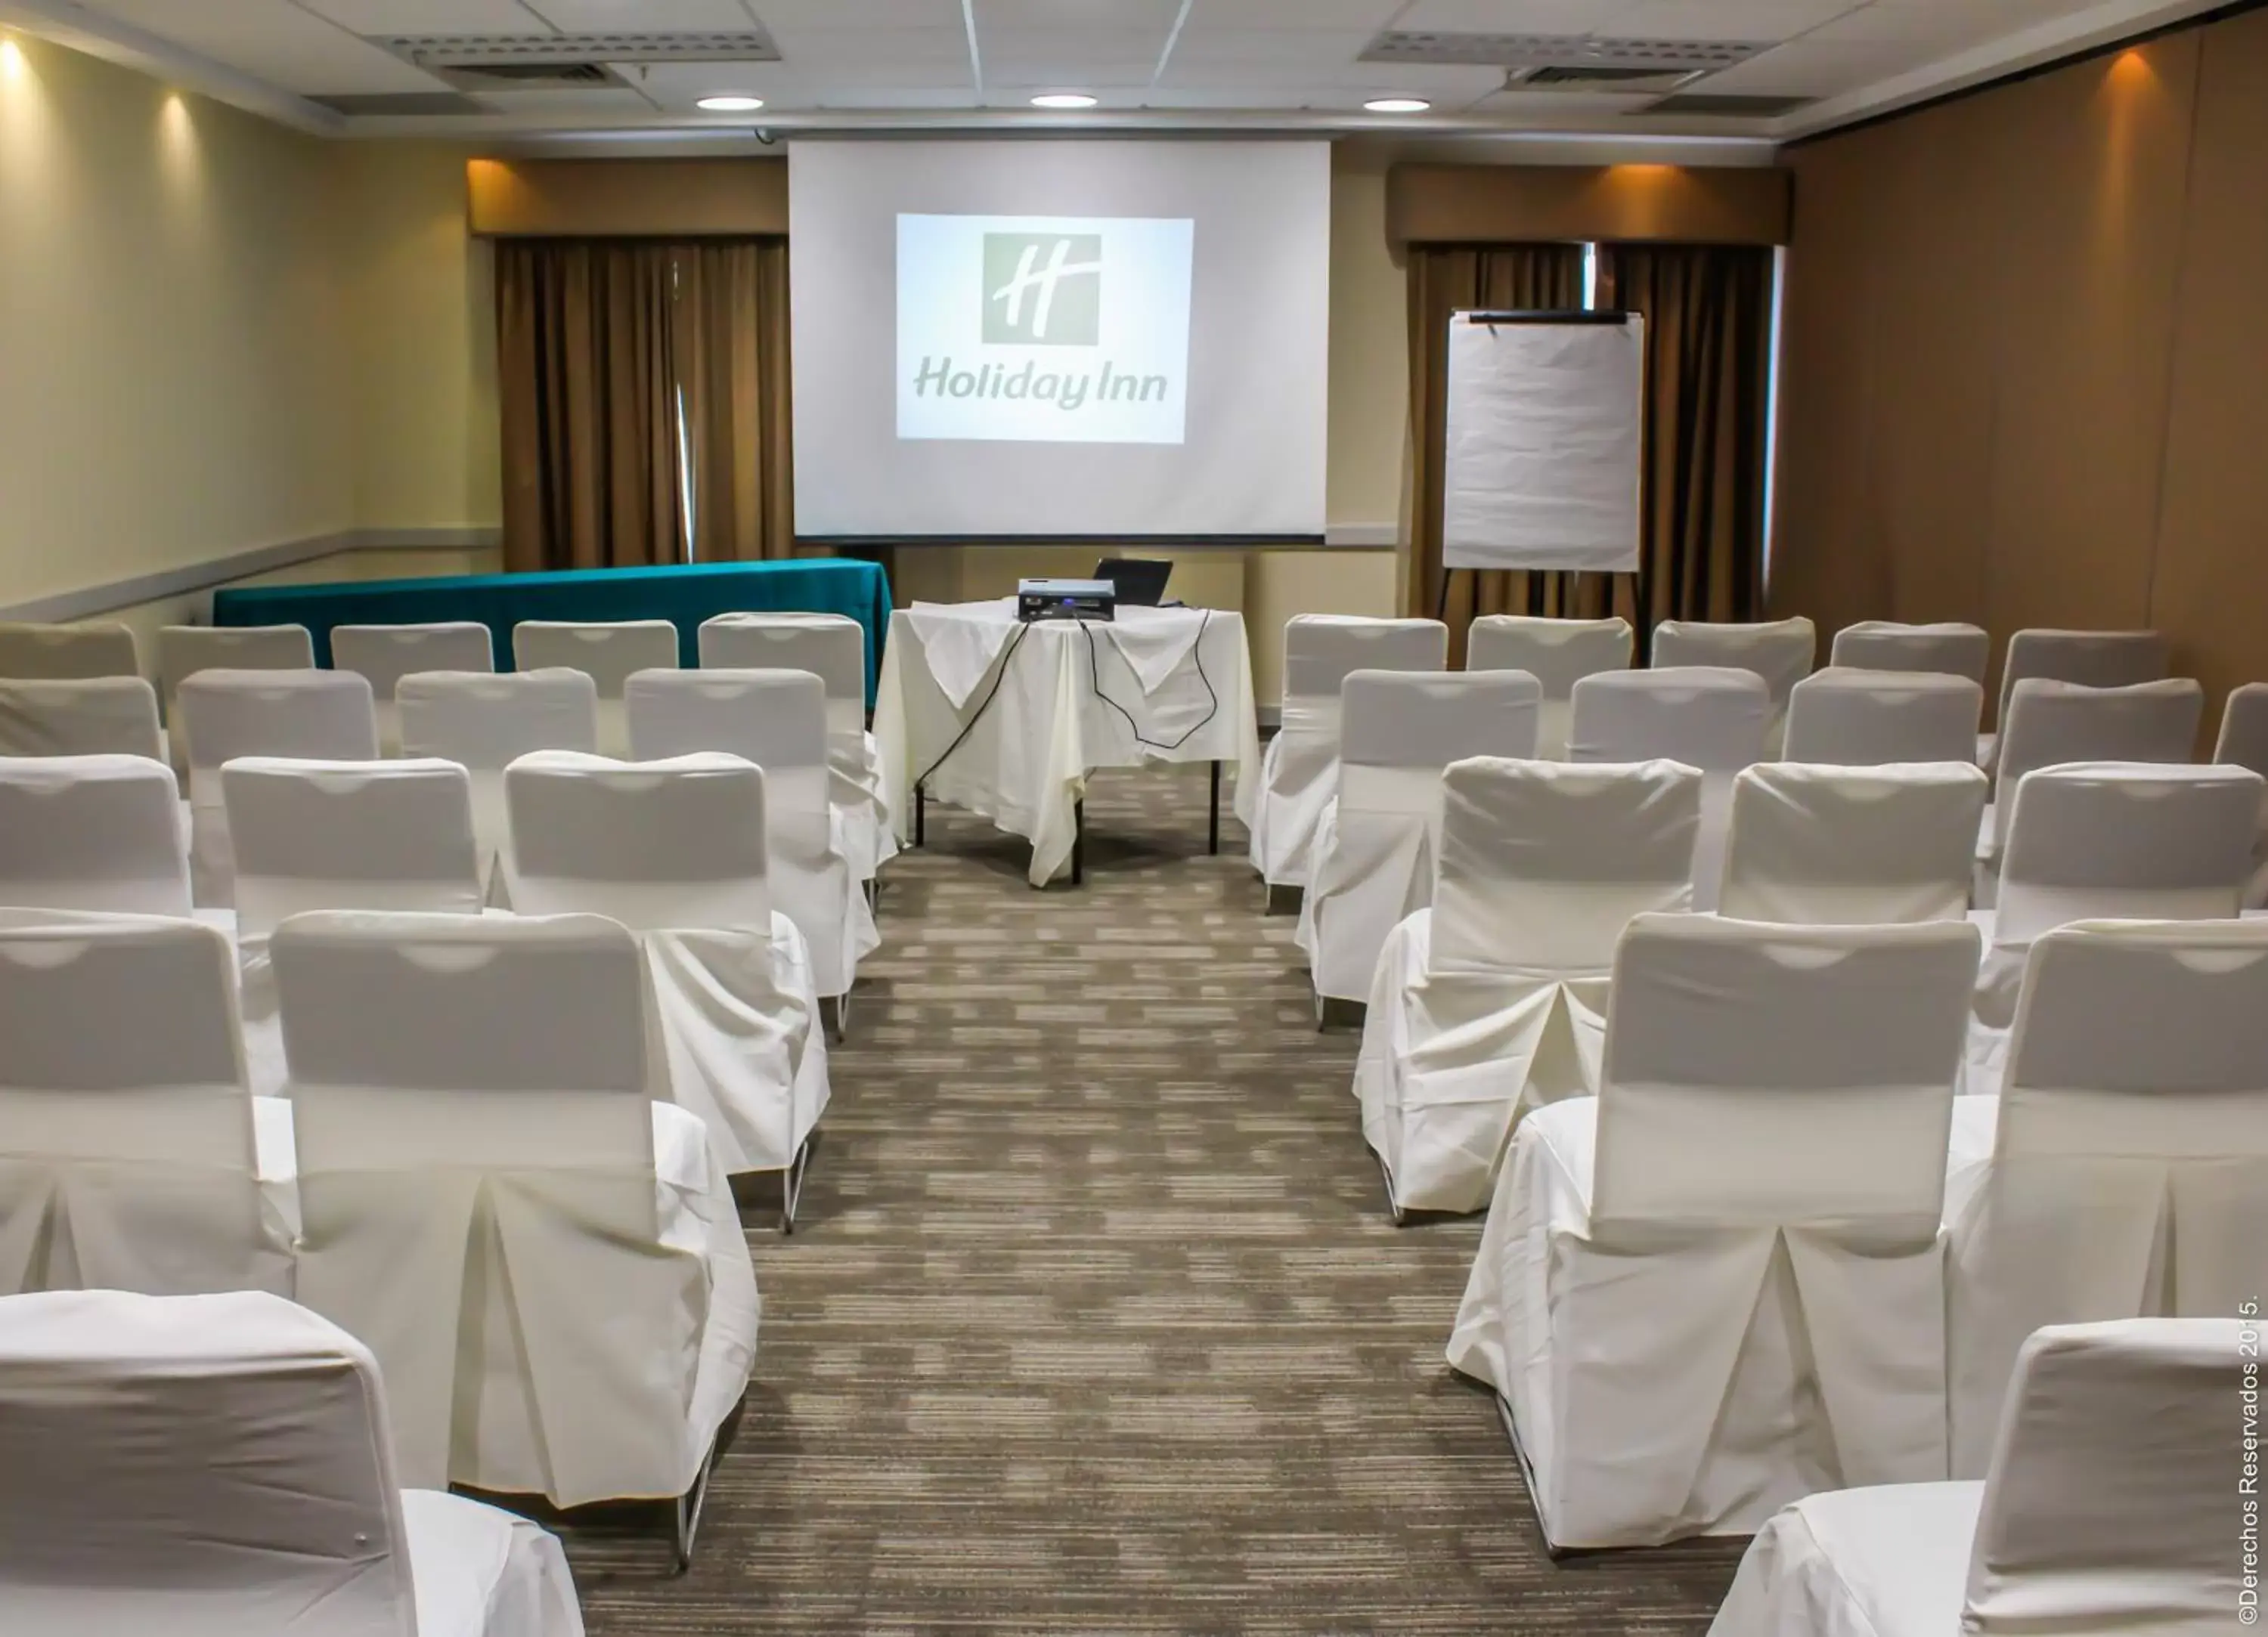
[1093,557,1174,608]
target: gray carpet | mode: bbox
[567,764,1745,1633]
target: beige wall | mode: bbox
[1772,11,2268,723]
[0,33,352,605]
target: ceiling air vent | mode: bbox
[444,61,617,87]
[378,29,781,69]
[1363,32,1767,93]
[308,92,491,118]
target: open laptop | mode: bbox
[1093,557,1174,607]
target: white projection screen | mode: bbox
[789,140,1331,542]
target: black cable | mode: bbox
[912,618,1031,791]
[1082,608,1219,753]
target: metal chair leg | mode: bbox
[779,1139,810,1235]
[1208,760,1221,855]
[823,991,848,1045]
[913,781,925,847]
[1070,798,1084,886]
[671,1440,719,1574]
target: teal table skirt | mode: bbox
[213,558,891,704]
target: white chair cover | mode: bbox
[273,909,760,1506]
[513,620,679,756]
[1353,757,1700,1215]
[700,611,894,880]
[0,913,288,1297]
[156,625,314,771]
[0,676,166,762]
[1448,913,1982,1548]
[0,622,139,680]
[1250,616,1446,890]
[1712,1317,2244,1637]
[1991,627,2169,747]
[623,671,878,999]
[500,750,827,1176]
[1782,667,1983,766]
[1720,761,1988,926]
[1649,617,1816,753]
[1464,615,1631,759]
[0,1289,585,1637]
[1944,919,2268,1476]
[224,758,485,1097]
[1826,619,1991,685]
[1296,670,1539,1004]
[1569,666,1769,911]
[0,754,191,916]
[177,670,377,908]
[395,669,598,903]
[2217,682,2268,906]
[330,622,495,754]
[1984,676,2204,861]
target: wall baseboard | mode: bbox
[0,527,503,623]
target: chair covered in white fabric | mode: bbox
[1649,617,1815,752]
[330,621,495,754]
[1781,667,1983,766]
[1966,762,2260,1097]
[624,670,878,1007]
[1983,627,2169,765]
[1296,670,1539,1009]
[699,611,893,880]
[2217,681,2268,906]
[396,668,599,904]
[1710,1317,2242,1637]
[272,909,760,1536]
[156,625,313,772]
[0,676,166,762]
[1569,667,1769,911]
[499,750,829,1202]
[0,621,140,680]
[0,1289,585,1637]
[1250,616,1446,895]
[223,758,485,1097]
[1943,919,2268,1476]
[1719,762,1988,926]
[0,754,191,916]
[0,913,289,1297]
[176,670,376,908]
[1826,619,1991,685]
[1353,757,1700,1217]
[513,619,680,755]
[1979,676,2202,881]
[1447,913,1981,1549]
[1464,615,1631,759]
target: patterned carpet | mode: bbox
[566,764,1745,1634]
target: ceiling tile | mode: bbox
[745,0,961,23]
[770,26,973,64]
[612,59,798,102]
[85,0,448,92]
[973,0,1183,24]
[1698,35,1916,91]
[523,0,761,29]
[472,83,663,110]
[1391,0,1643,31]
[1611,0,1866,43]
[1170,29,1374,66]
[1185,0,1405,26]
[293,0,551,32]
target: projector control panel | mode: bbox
[1017,578,1117,623]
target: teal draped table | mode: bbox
[212,558,891,704]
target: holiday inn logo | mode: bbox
[983,233,1102,345]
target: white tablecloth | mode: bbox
[874,600,1261,886]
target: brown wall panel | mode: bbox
[1387,162,1791,246]
[467,157,789,237]
[1774,9,2268,723]
[2151,8,2268,712]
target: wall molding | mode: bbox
[0,528,502,624]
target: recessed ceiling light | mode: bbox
[1364,97,1431,113]
[1030,92,1098,110]
[697,94,764,112]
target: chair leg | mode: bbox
[914,781,925,848]
[1070,798,1085,886]
[1494,1389,1571,1562]
[671,1440,719,1574]
[823,992,849,1045]
[1207,760,1222,856]
[779,1138,810,1235]
[1374,1146,1405,1227]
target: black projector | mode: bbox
[1017,577,1116,623]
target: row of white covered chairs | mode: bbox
[0,750,832,1184]
[1710,1317,2241,1637]
[1442,911,2268,1554]
[0,1288,587,1634]
[1354,753,2263,1217]
[0,906,758,1537]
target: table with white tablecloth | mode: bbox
[873,600,1261,886]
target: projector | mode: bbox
[1017,578,1116,623]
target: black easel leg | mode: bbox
[1071,799,1085,886]
[1207,760,1222,855]
[914,782,925,847]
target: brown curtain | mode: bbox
[674,239,796,562]
[1405,244,1585,658]
[497,237,795,573]
[497,240,685,574]
[1597,243,1774,640]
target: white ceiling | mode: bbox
[0,0,2226,144]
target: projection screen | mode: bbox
[789,139,1331,542]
